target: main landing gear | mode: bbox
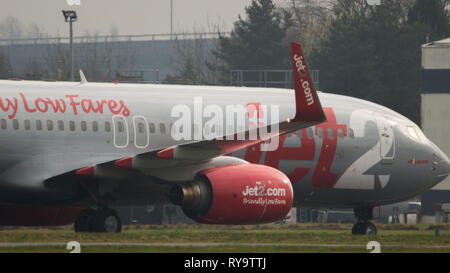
[352,206,377,235]
[74,207,122,232]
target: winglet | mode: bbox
[79,70,88,84]
[290,42,326,123]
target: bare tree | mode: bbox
[165,23,227,85]
[0,16,24,39]
[43,40,70,81]
[285,0,334,56]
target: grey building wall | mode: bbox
[421,37,450,215]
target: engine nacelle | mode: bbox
[169,164,293,224]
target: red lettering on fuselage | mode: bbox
[0,96,18,119]
[0,92,130,118]
[242,107,346,188]
[311,108,347,188]
[265,130,315,184]
[244,129,316,184]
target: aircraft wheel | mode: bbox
[91,208,122,233]
[74,208,96,232]
[352,222,377,235]
[352,222,364,235]
[364,222,377,235]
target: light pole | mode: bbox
[62,10,77,81]
[170,0,173,40]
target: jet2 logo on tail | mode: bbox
[293,54,307,78]
[293,54,314,106]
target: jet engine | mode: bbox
[169,163,293,224]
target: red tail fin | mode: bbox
[290,42,326,123]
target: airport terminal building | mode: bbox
[421,37,450,216]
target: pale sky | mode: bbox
[0,0,287,37]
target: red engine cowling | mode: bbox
[169,164,293,224]
[0,204,83,226]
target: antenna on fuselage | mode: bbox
[79,70,88,84]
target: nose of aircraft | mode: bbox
[431,144,450,181]
[439,156,450,176]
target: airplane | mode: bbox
[0,42,448,235]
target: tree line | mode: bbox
[168,0,449,125]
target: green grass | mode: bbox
[0,223,449,253]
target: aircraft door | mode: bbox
[112,115,129,148]
[374,113,395,161]
[133,116,149,149]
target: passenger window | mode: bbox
[307,127,313,138]
[36,120,42,131]
[0,119,6,130]
[297,130,302,138]
[81,121,87,132]
[47,120,53,131]
[327,128,334,139]
[317,127,323,138]
[348,128,355,138]
[138,122,145,133]
[69,121,75,131]
[105,121,111,132]
[149,122,155,133]
[117,121,124,133]
[24,120,31,130]
[58,120,64,131]
[338,128,344,138]
[159,123,166,134]
[92,121,98,132]
[13,119,19,130]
